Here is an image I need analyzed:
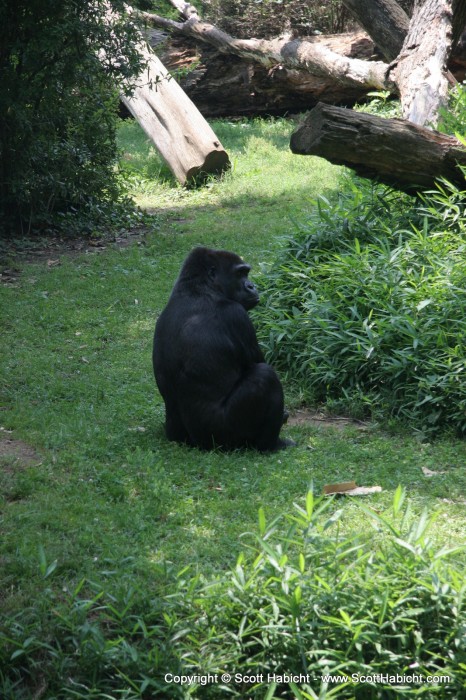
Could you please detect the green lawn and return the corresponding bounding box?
[1,117,465,698]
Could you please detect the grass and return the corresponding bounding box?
[118,116,341,219]
[1,117,465,698]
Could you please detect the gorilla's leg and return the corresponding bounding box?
[222,363,286,451]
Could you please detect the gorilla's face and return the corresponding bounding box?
[219,261,260,310]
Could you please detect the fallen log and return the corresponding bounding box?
[139,5,392,93]
[139,0,466,127]
[290,102,466,192]
[154,29,466,119]
[158,33,379,118]
[121,46,229,184]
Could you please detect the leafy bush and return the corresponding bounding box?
[0,1,145,236]
[169,489,466,698]
[2,491,464,699]
[356,91,402,120]
[255,175,466,435]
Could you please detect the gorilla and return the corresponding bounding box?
[153,246,292,451]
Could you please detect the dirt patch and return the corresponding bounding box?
[288,408,370,431]
[0,432,42,470]
[0,226,151,286]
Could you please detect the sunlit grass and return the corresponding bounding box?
[118,117,341,210]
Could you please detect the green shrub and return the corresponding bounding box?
[169,489,466,698]
[0,1,145,236]
[255,175,466,436]
[2,491,464,699]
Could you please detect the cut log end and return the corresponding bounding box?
[185,149,231,185]
[122,48,230,186]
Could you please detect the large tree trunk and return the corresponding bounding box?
[138,4,393,92]
[342,0,410,60]
[121,45,229,184]
[290,102,466,192]
[156,28,466,118]
[390,0,459,124]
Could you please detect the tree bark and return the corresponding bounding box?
[139,0,466,127]
[451,0,466,46]
[390,0,457,125]
[121,46,229,184]
[342,0,410,60]
[290,102,466,192]
[158,32,380,118]
[138,6,393,92]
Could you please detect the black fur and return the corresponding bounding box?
[153,247,290,451]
